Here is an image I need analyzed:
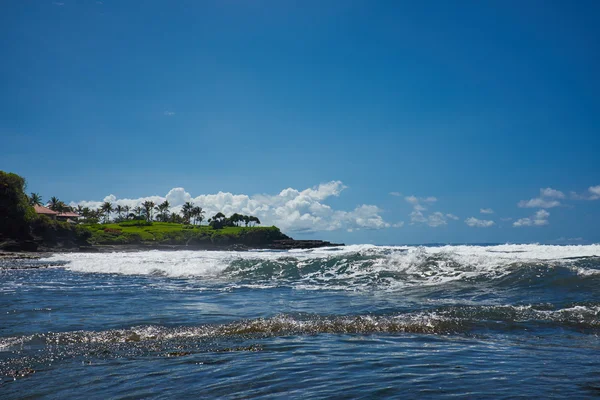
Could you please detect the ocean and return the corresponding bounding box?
[1,244,600,398]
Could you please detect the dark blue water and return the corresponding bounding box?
[1,245,600,398]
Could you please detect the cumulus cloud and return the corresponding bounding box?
[405,195,454,227]
[480,208,494,214]
[540,188,565,199]
[518,198,561,208]
[70,181,394,233]
[518,188,564,208]
[389,192,402,197]
[571,185,600,200]
[513,210,550,227]
[465,217,495,228]
[409,210,449,227]
[405,196,437,206]
[164,111,175,116]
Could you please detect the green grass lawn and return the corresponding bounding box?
[82,222,285,246]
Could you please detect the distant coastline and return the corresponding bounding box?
[0,171,343,254]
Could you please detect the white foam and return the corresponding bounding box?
[41,244,600,290]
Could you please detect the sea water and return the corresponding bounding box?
[1,245,600,398]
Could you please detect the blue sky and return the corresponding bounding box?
[1,1,599,244]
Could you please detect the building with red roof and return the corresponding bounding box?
[33,205,81,222]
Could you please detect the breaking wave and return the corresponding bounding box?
[40,244,600,291]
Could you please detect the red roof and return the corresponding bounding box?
[57,211,81,218]
[34,205,58,215]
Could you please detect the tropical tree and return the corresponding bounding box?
[48,196,61,211]
[229,213,243,226]
[100,201,113,223]
[29,193,43,206]
[115,205,125,220]
[168,211,184,224]
[250,216,261,226]
[80,207,91,219]
[133,206,143,219]
[155,200,170,222]
[123,205,131,220]
[208,212,227,229]
[182,202,194,224]
[192,206,205,225]
[142,201,155,222]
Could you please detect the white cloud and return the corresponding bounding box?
[465,217,495,228]
[405,196,436,206]
[405,195,452,227]
[70,181,392,233]
[518,198,561,208]
[165,187,192,206]
[518,188,564,208]
[164,111,175,116]
[513,210,550,227]
[389,192,402,197]
[410,210,448,227]
[573,185,600,200]
[480,208,494,214]
[427,212,448,227]
[540,188,565,199]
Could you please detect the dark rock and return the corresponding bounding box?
[268,239,344,250]
[0,240,38,252]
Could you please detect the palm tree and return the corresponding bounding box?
[123,205,131,218]
[81,207,91,220]
[29,193,43,206]
[100,201,113,224]
[133,206,143,219]
[169,211,184,224]
[142,201,155,222]
[155,200,170,222]
[192,206,205,225]
[48,196,61,211]
[182,202,194,224]
[115,205,125,220]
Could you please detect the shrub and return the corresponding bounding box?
[119,220,153,227]
[0,171,36,239]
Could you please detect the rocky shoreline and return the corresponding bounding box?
[0,238,344,259]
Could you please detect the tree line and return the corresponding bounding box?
[28,193,261,228]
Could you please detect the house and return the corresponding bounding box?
[34,205,58,220]
[34,205,81,223]
[56,211,81,223]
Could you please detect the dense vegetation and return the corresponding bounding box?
[0,171,36,240]
[1,170,285,250]
[0,171,91,250]
[84,222,286,247]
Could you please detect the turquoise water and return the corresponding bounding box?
[1,245,600,398]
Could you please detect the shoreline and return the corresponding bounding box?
[0,238,345,260]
